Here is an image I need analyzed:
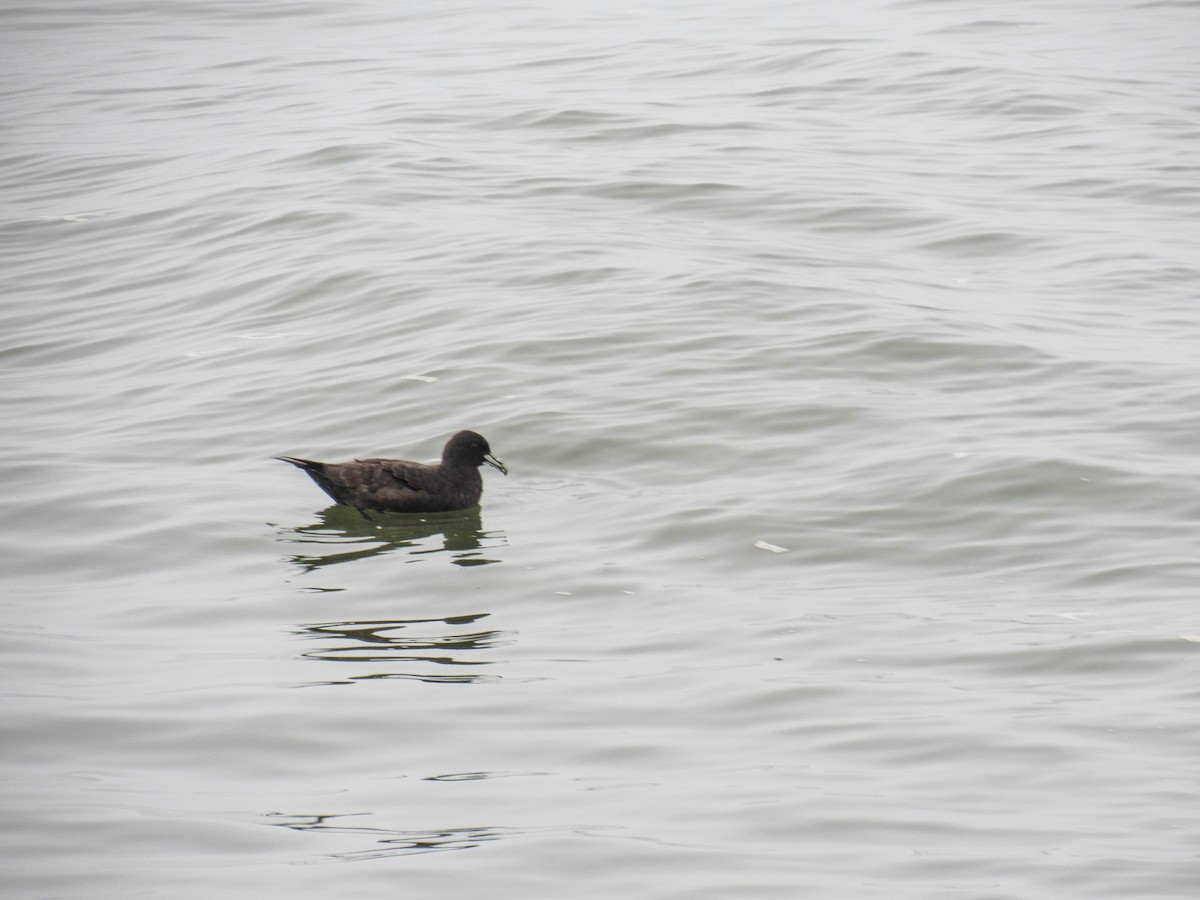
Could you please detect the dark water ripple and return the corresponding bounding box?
[4,0,1200,897]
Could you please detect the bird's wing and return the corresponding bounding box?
[360,459,432,494]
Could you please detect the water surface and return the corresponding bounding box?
[4,1,1200,897]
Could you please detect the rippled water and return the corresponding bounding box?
[4,0,1200,897]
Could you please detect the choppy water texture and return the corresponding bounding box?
[4,0,1200,897]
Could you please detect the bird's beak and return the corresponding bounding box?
[484,453,507,476]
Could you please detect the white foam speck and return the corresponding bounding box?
[42,212,107,223]
[754,540,788,554]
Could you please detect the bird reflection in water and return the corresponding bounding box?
[297,614,510,686]
[278,504,503,570]
[265,812,544,860]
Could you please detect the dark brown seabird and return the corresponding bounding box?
[275,430,506,515]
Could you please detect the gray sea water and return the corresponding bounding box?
[4,0,1200,897]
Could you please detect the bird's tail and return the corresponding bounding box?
[274,456,322,472]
